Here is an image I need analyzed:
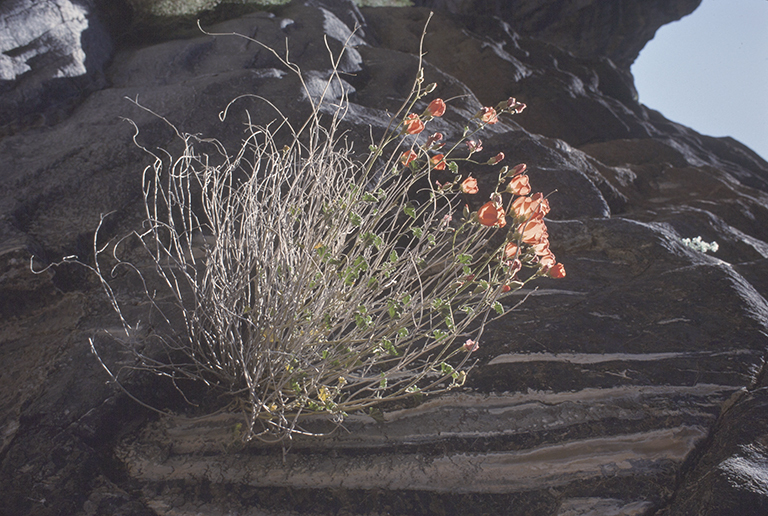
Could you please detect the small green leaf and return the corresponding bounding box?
[387,299,401,319]
[403,202,416,219]
[448,161,459,174]
[349,212,362,227]
[411,227,423,238]
[493,301,504,315]
[381,338,399,356]
[379,373,388,390]
[389,250,399,263]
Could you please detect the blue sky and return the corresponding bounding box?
[631,0,768,161]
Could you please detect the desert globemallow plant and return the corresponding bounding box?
[37,25,565,442]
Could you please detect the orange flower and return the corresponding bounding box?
[427,98,446,117]
[504,242,519,258]
[539,250,556,269]
[532,240,550,257]
[426,132,443,148]
[506,97,526,114]
[548,263,566,278]
[518,216,547,244]
[400,149,418,166]
[479,107,498,124]
[488,152,504,165]
[460,176,479,194]
[511,192,550,220]
[430,154,446,170]
[466,139,483,153]
[477,201,506,227]
[506,174,531,195]
[509,163,527,176]
[404,113,424,135]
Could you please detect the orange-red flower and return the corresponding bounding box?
[518,216,547,244]
[426,132,443,148]
[504,242,519,258]
[460,176,478,194]
[466,139,483,153]
[427,98,446,117]
[511,192,550,220]
[400,149,418,166]
[506,97,526,114]
[506,174,531,195]
[404,113,424,135]
[479,107,498,125]
[532,240,550,257]
[477,201,506,227]
[488,152,504,165]
[548,263,566,278]
[430,154,446,170]
[539,250,556,269]
[510,163,527,176]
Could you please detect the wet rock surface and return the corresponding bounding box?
[1,0,768,514]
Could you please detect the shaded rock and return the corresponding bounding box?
[411,0,702,68]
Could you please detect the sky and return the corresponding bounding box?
[631,0,768,161]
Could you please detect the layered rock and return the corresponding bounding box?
[1,1,768,515]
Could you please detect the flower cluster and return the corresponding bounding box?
[394,93,566,289]
[681,236,719,254]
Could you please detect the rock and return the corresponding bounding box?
[411,0,702,68]
[0,0,113,132]
[2,0,768,514]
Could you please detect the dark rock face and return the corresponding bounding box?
[412,0,703,68]
[1,0,768,515]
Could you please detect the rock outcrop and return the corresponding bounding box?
[2,1,767,515]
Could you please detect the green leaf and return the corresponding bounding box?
[362,231,383,248]
[440,362,454,376]
[389,250,399,263]
[387,299,401,319]
[379,373,388,389]
[411,227,423,238]
[349,212,362,227]
[381,338,399,356]
[457,253,473,264]
[493,301,504,315]
[448,161,459,174]
[403,202,416,219]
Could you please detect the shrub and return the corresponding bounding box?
[36,21,565,442]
